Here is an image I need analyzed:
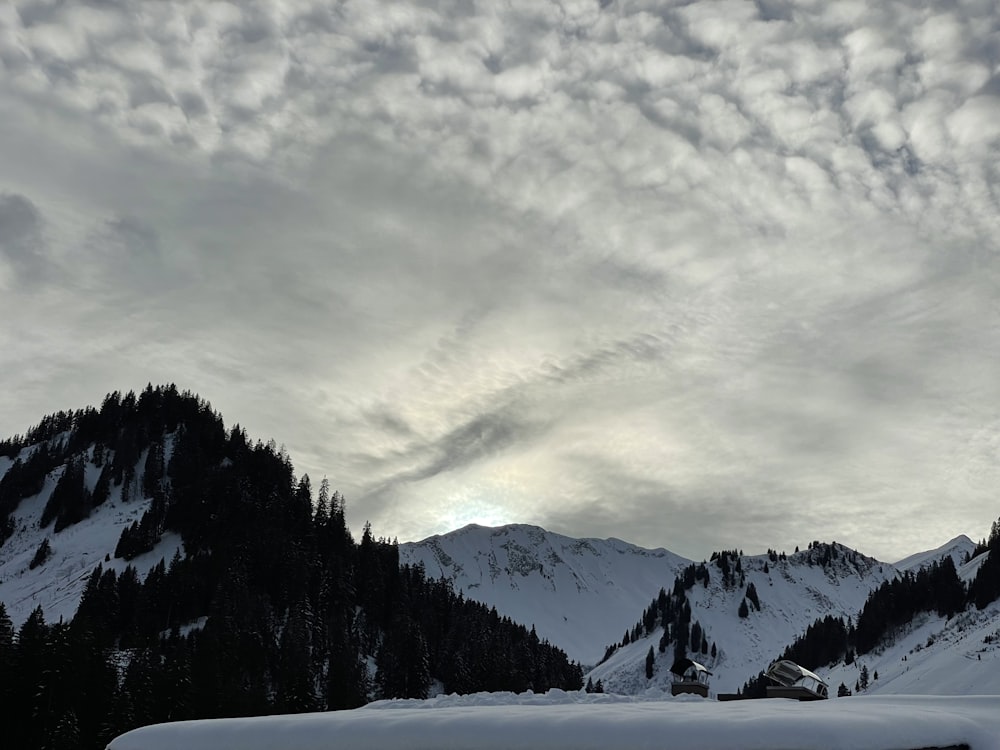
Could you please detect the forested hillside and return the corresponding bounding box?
[0,386,581,750]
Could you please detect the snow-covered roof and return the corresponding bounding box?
[670,658,712,678]
[766,660,826,688]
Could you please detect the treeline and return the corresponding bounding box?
[968,519,1000,609]
[1,385,209,546]
[739,543,1000,697]
[0,386,582,750]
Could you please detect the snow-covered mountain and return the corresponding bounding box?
[893,534,977,573]
[399,524,689,665]
[825,549,1000,696]
[585,544,897,694]
[0,441,183,626]
[400,526,997,693]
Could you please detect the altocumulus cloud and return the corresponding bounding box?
[1,0,999,560]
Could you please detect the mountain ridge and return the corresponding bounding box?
[400,523,691,665]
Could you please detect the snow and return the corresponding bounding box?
[587,547,896,694]
[400,523,690,665]
[0,444,183,626]
[825,600,1000,697]
[403,528,1000,695]
[894,535,977,573]
[107,690,1000,750]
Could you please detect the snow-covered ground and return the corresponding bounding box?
[826,597,1000,697]
[400,523,689,665]
[0,443,182,625]
[107,689,1000,750]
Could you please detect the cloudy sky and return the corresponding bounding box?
[2,0,999,562]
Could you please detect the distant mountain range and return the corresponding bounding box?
[401,523,991,694]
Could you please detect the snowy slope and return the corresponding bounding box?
[108,690,1000,750]
[894,535,977,573]
[587,545,896,694]
[0,442,183,626]
[824,550,1000,697]
[399,524,690,665]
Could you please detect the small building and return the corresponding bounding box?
[764,659,829,700]
[670,657,712,698]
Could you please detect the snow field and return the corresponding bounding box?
[108,690,1000,750]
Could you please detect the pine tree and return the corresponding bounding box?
[645,646,655,679]
[0,602,14,709]
[30,538,53,569]
[738,598,749,618]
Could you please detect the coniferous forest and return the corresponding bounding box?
[0,386,583,749]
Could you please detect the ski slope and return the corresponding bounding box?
[107,689,1000,750]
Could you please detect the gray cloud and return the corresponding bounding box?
[1,0,999,561]
[0,192,46,284]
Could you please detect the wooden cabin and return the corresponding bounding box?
[670,657,712,698]
[764,659,829,700]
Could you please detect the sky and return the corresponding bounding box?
[1,0,999,563]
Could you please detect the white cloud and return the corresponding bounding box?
[0,0,998,561]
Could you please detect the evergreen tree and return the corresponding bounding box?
[690,620,702,653]
[0,602,14,710]
[30,537,53,569]
[645,645,655,679]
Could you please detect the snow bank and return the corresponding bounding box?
[108,690,1000,750]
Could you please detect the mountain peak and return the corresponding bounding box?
[400,524,690,665]
[893,535,978,573]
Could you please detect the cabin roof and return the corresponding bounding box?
[766,659,826,688]
[670,658,712,678]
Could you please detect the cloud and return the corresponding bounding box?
[0,192,46,285]
[0,0,999,561]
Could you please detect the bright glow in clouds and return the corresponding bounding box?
[1,0,999,561]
